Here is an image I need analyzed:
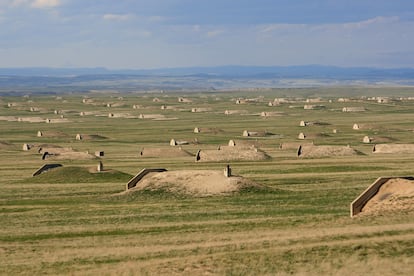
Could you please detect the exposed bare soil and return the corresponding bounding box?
[126,170,261,196]
[197,147,269,162]
[139,147,193,158]
[37,131,69,138]
[0,141,15,150]
[35,145,97,160]
[362,178,414,215]
[298,145,359,158]
[373,143,414,154]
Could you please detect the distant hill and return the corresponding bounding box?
[1,65,414,78]
[1,65,414,93]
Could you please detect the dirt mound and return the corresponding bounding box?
[139,147,193,158]
[352,123,374,130]
[135,113,178,120]
[372,144,414,154]
[224,110,248,115]
[260,111,284,117]
[279,141,314,150]
[362,178,414,214]
[178,97,192,103]
[196,147,269,162]
[106,102,126,108]
[312,121,331,126]
[107,113,136,118]
[44,151,96,160]
[18,117,45,123]
[225,139,262,149]
[298,145,359,158]
[79,134,108,140]
[37,131,69,138]
[47,118,70,123]
[31,166,132,183]
[297,133,331,140]
[0,116,18,122]
[191,107,212,113]
[0,141,15,150]
[242,130,274,137]
[37,146,96,160]
[82,99,103,106]
[370,136,397,143]
[125,170,262,196]
[30,144,62,152]
[193,127,224,134]
[81,111,100,116]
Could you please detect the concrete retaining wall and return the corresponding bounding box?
[126,168,167,190]
[350,176,413,217]
[32,164,62,176]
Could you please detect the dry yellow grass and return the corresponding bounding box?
[1,88,414,275]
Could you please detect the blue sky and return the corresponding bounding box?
[0,0,413,69]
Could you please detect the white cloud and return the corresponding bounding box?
[10,0,31,7]
[308,16,401,33]
[31,0,60,9]
[206,29,224,38]
[2,0,61,9]
[0,7,412,69]
[342,16,400,30]
[192,25,201,32]
[259,23,307,33]
[258,16,401,35]
[103,14,132,21]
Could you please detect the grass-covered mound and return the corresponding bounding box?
[30,166,132,184]
[121,170,266,197]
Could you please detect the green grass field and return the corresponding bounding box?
[1,87,414,275]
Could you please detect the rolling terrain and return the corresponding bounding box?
[0,87,413,275]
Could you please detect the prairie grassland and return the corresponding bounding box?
[0,87,414,275]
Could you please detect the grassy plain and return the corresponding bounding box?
[0,87,414,275]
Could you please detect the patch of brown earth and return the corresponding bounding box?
[0,116,18,122]
[36,146,96,160]
[197,147,269,162]
[138,114,168,120]
[225,140,262,148]
[370,136,397,143]
[126,170,261,196]
[224,110,248,115]
[79,134,108,140]
[298,145,359,158]
[372,144,414,154]
[139,147,193,158]
[37,131,69,138]
[18,117,45,123]
[47,118,71,123]
[362,178,414,215]
[0,141,15,150]
[194,128,224,134]
[279,141,314,150]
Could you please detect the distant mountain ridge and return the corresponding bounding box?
[1,65,414,93]
[1,65,414,78]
